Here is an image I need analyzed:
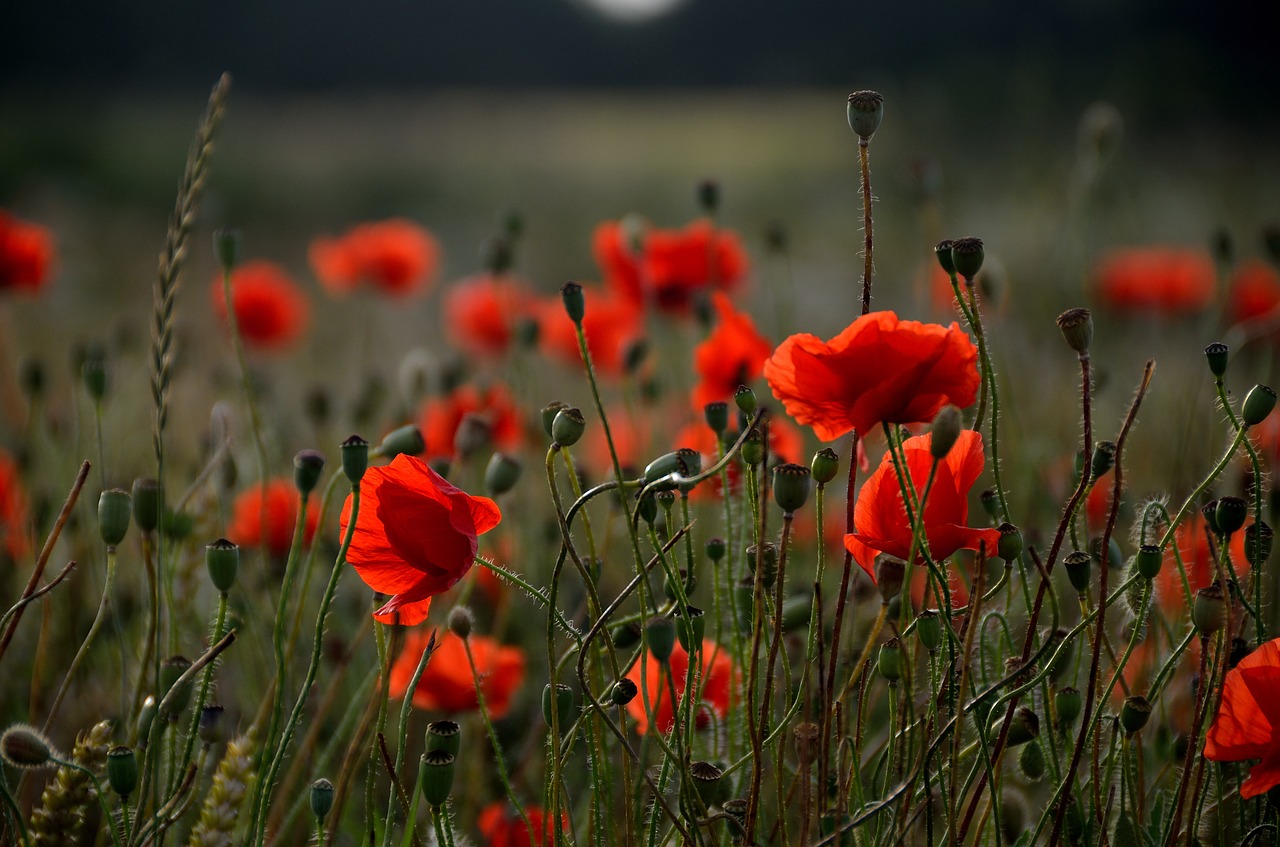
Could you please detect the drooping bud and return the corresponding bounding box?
[1019,740,1046,782]
[1120,695,1152,735]
[929,405,962,460]
[1002,707,1041,747]
[293,449,326,496]
[645,618,676,664]
[98,488,132,548]
[484,453,522,496]
[773,463,811,514]
[1205,342,1229,379]
[610,679,638,707]
[846,90,885,142]
[552,408,586,447]
[1055,308,1094,356]
[1243,385,1278,427]
[341,435,369,484]
[107,746,139,796]
[811,447,840,484]
[0,724,55,769]
[950,237,985,281]
[206,538,239,593]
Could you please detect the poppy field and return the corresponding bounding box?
[3,75,1280,847]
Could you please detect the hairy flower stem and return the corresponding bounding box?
[44,547,118,730]
[859,139,874,315]
[821,432,861,809]
[1165,637,1215,846]
[464,638,534,839]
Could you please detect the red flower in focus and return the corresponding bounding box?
[389,629,524,717]
[309,219,440,297]
[594,219,749,315]
[341,454,501,625]
[844,430,1000,583]
[1093,248,1215,314]
[1155,512,1250,612]
[0,211,55,294]
[0,451,29,560]
[419,384,523,461]
[692,292,771,410]
[1205,638,1280,798]
[478,802,568,847]
[1227,260,1280,325]
[625,639,738,735]
[227,479,321,560]
[764,311,980,443]
[539,284,643,376]
[444,274,536,357]
[211,261,310,350]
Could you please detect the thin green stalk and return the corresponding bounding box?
[44,547,119,730]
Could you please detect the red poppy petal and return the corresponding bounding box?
[373,594,433,626]
[842,534,882,582]
[1242,754,1280,799]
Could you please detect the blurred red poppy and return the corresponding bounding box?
[389,629,524,717]
[309,218,440,297]
[478,802,568,847]
[625,638,738,735]
[340,453,501,625]
[444,273,536,357]
[583,406,648,477]
[0,211,55,294]
[0,451,29,561]
[692,292,771,410]
[227,479,320,560]
[595,218,749,315]
[1205,638,1280,798]
[764,311,980,443]
[539,283,643,376]
[1155,512,1249,613]
[211,260,310,350]
[1093,248,1215,314]
[1227,260,1280,325]
[593,219,645,307]
[419,384,523,461]
[844,430,1000,583]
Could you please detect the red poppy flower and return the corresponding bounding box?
[692,292,771,410]
[478,802,568,847]
[0,451,29,561]
[595,218,749,315]
[0,211,55,294]
[1205,637,1280,798]
[1155,513,1250,613]
[1093,248,1215,314]
[1086,470,1119,528]
[419,384,523,461]
[389,629,524,717]
[764,311,980,443]
[625,638,738,735]
[227,479,321,560]
[309,219,440,297]
[844,430,1000,583]
[444,273,536,357]
[539,283,643,376]
[1227,260,1280,325]
[340,453,501,625]
[593,220,645,306]
[211,261,310,350]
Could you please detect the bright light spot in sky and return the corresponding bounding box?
[574,0,689,24]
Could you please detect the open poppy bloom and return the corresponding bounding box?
[389,629,524,717]
[538,283,643,376]
[211,261,310,350]
[0,211,55,294]
[1092,247,1215,314]
[227,479,321,559]
[478,801,568,847]
[594,218,749,315]
[844,430,1000,583]
[341,454,500,625]
[692,292,772,409]
[764,311,980,442]
[625,639,738,735]
[419,383,524,461]
[309,218,440,297]
[444,273,536,357]
[1205,638,1280,798]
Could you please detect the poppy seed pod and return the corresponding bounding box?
[1064,551,1092,595]
[878,638,902,683]
[704,401,729,435]
[1243,384,1278,427]
[645,618,676,664]
[561,281,585,324]
[1246,521,1273,568]
[811,447,840,484]
[376,424,425,460]
[874,554,905,602]
[552,407,586,447]
[741,428,765,466]
[1055,308,1094,356]
[1216,496,1248,537]
[1055,687,1083,729]
[426,720,461,757]
[420,750,456,807]
[734,385,757,416]
[293,449,326,496]
[131,477,162,534]
[1135,544,1162,579]
[705,537,726,563]
[1201,500,1222,536]
[674,606,706,651]
[214,227,241,272]
[107,746,138,796]
[997,523,1023,563]
[934,239,957,276]
[950,237,985,281]
[541,401,569,439]
[773,463,811,514]
[611,678,638,706]
[484,453,522,496]
[1193,584,1227,636]
[1120,695,1152,735]
[341,434,369,485]
[310,778,335,821]
[205,538,239,594]
[1205,342,1229,379]
[916,611,943,653]
[542,683,576,731]
[98,488,132,548]
[690,760,725,807]
[1090,441,1116,480]
[198,705,226,745]
[846,90,884,141]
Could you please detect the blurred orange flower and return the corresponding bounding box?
[539,283,643,376]
[419,384,523,461]
[309,218,440,297]
[389,629,525,718]
[1093,247,1215,314]
[692,292,771,410]
[227,479,320,559]
[478,802,568,847]
[1155,512,1249,613]
[1205,638,1280,798]
[0,211,55,294]
[595,218,749,316]
[211,260,310,350]
[444,273,536,357]
[625,638,737,734]
[1227,260,1280,325]
[0,451,29,561]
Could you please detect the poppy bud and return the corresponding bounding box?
[705,537,726,563]
[1205,342,1229,379]
[734,385,757,416]
[697,179,720,216]
[484,453,522,496]
[997,523,1023,563]
[690,760,725,807]
[0,724,55,769]
[1119,695,1152,735]
[934,239,956,276]
[448,606,473,640]
[107,746,138,796]
[916,611,943,653]
[1064,550,1091,595]
[98,489,132,548]
[1055,308,1093,356]
[878,638,902,683]
[950,237,984,281]
[293,449,326,496]
[1019,740,1046,782]
[1090,441,1116,480]
[1055,687,1083,729]
[610,678,638,707]
[1135,544,1162,579]
[846,90,884,142]
[543,683,575,731]
[1243,384,1278,427]
[132,477,163,534]
[341,435,369,485]
[310,778,335,821]
[811,447,840,484]
[674,606,705,651]
[1192,584,1226,636]
[82,350,108,402]
[552,407,586,448]
[635,491,658,525]
[137,697,157,747]
[1216,496,1248,537]
[561,281,585,324]
[426,720,461,757]
[214,227,241,272]
[980,488,1000,521]
[1246,521,1273,567]
[453,414,491,461]
[747,542,778,589]
[929,405,962,459]
[159,656,193,718]
[874,554,905,602]
[514,315,539,348]
[773,463,811,514]
[646,618,676,664]
[1002,707,1040,747]
[199,705,225,745]
[206,538,239,593]
[420,750,456,807]
[741,428,765,466]
[376,424,425,460]
[1063,798,1085,844]
[541,401,569,439]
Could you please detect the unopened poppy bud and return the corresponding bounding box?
[214,227,241,272]
[705,537,726,563]
[1244,384,1278,426]
[934,239,956,276]
[773,463,811,514]
[199,705,225,745]
[1064,551,1091,595]
[916,611,943,653]
[1019,740,1046,782]
[98,489,132,548]
[1246,521,1273,567]
[376,424,425,459]
[782,592,812,632]
[542,683,575,731]
[293,449,326,496]
[453,414,491,460]
[997,523,1023,563]
[741,428,765,466]
[1193,584,1226,636]
[704,402,729,435]
[137,697,156,746]
[1055,308,1093,356]
[82,351,108,402]
[1135,544,1162,579]
[1120,695,1152,735]
[426,720,460,756]
[427,457,450,478]
[561,281,585,324]
[811,447,840,484]
[484,453,522,496]
[644,451,683,488]
[107,746,138,796]
[447,606,473,640]
[1055,687,1083,729]
[1002,707,1040,747]
[420,750,456,807]
[206,538,239,593]
[310,778,335,821]
[341,435,369,484]
[646,618,676,664]
[674,606,706,651]
[610,678,638,706]
[878,638,902,683]
[1216,496,1248,536]
[552,407,585,447]
[541,401,569,439]
[734,385,757,416]
[697,179,720,216]
[1090,441,1116,480]
[846,90,884,141]
[690,760,725,807]
[747,542,778,589]
[930,405,962,459]
[610,622,642,651]
[0,724,55,769]
[980,489,1000,520]
[1205,342,1229,378]
[874,554,905,602]
[950,237,985,281]
[131,477,162,534]
[636,491,658,525]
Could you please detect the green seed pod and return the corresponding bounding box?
[930,405,962,459]
[309,778,335,821]
[1120,695,1152,735]
[1002,707,1040,747]
[1090,441,1116,480]
[1064,551,1092,595]
[426,720,461,757]
[159,656,194,718]
[878,638,902,684]
[214,227,241,271]
[674,606,706,651]
[1246,521,1273,567]
[541,401,569,439]
[98,488,132,548]
[1193,584,1227,636]
[811,447,840,484]
[1243,384,1278,427]
[997,523,1023,564]
[874,554,905,602]
[747,542,777,589]
[644,452,685,489]
[341,434,369,485]
[611,622,642,650]
[916,611,943,653]
[734,385,757,416]
[1063,797,1085,845]
[293,449,326,496]
[1018,740,1046,782]
[1135,544,1162,580]
[934,239,957,276]
[705,537,726,563]
[561,281,585,324]
[1055,687,1083,729]
[542,683,575,731]
[1205,342,1229,379]
[846,90,884,141]
[131,477,162,534]
[0,724,55,769]
[551,408,586,448]
[773,463,811,514]
[420,750,456,807]
[1216,496,1248,537]
[107,746,138,796]
[1201,499,1222,536]
[646,618,677,664]
[704,402,729,435]
[199,705,226,745]
[484,453,523,496]
[206,538,239,594]
[1055,308,1094,356]
[610,679,638,707]
[690,760,725,807]
[950,237,985,280]
[635,491,658,525]
[448,606,473,640]
[377,424,425,459]
[741,428,764,466]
